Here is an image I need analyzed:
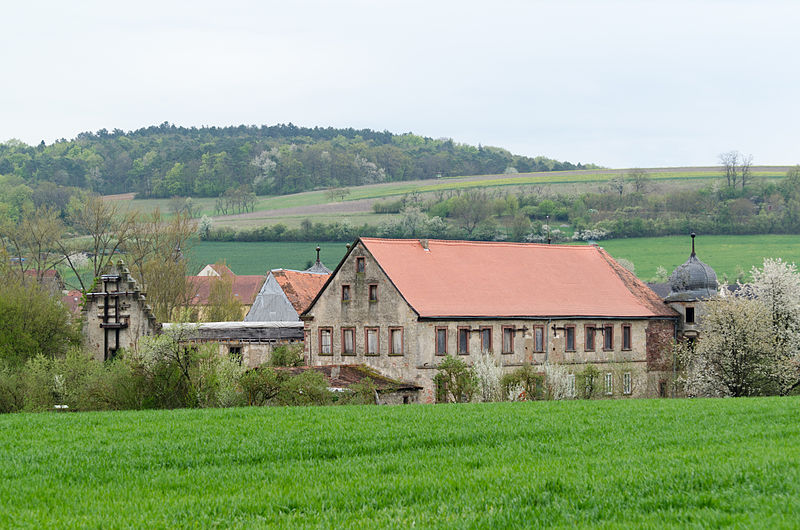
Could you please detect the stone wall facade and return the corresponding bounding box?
[303,240,678,403]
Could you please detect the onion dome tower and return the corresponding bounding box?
[664,233,718,336]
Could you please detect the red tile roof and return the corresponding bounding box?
[188,275,264,306]
[273,269,330,313]
[208,263,234,277]
[359,238,677,319]
[61,289,83,314]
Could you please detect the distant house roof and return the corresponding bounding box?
[332,238,677,319]
[24,269,60,279]
[274,364,422,392]
[273,269,330,314]
[162,321,304,341]
[197,263,235,277]
[61,289,83,314]
[188,275,264,306]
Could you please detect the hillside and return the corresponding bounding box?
[0,123,597,198]
[1,397,798,527]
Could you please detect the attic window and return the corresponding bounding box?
[368,284,378,302]
[356,257,366,273]
[341,285,351,302]
[685,306,695,324]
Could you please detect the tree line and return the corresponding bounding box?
[0,123,596,199]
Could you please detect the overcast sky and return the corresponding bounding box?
[2,1,798,168]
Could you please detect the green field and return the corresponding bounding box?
[189,235,800,281]
[187,241,349,274]
[600,234,800,281]
[2,397,799,527]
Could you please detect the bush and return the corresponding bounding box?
[434,356,477,403]
[577,365,600,399]
[274,370,334,406]
[240,367,282,406]
[269,344,304,367]
[501,365,544,401]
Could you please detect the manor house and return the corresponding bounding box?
[301,238,681,403]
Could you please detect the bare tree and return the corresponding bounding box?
[0,206,64,283]
[56,196,137,292]
[609,175,625,198]
[740,153,753,189]
[628,168,651,193]
[719,150,741,188]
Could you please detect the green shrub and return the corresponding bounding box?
[339,377,378,405]
[268,344,304,367]
[501,365,545,401]
[275,370,334,406]
[240,367,282,406]
[434,355,478,403]
[577,365,601,399]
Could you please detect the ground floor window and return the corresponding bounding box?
[567,374,576,398]
[229,346,242,366]
[365,327,379,355]
[342,327,355,355]
[623,372,632,395]
[605,372,613,395]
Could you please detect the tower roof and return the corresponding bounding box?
[665,233,718,302]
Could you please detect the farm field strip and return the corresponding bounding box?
[1,397,798,527]
[189,235,800,280]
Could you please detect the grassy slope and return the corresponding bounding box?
[1,397,798,527]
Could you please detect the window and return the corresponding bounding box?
[622,325,632,350]
[458,327,470,355]
[534,326,544,352]
[480,327,492,353]
[319,328,332,355]
[565,326,576,351]
[355,256,366,273]
[435,327,448,355]
[584,325,595,351]
[341,284,351,302]
[605,372,613,395]
[567,374,576,398]
[603,325,614,351]
[368,284,378,302]
[623,372,632,395]
[389,327,403,355]
[685,306,695,324]
[365,327,379,355]
[502,326,514,354]
[342,327,355,355]
[229,346,242,366]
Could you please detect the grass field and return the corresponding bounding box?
[189,235,800,280]
[187,241,349,274]
[1,397,798,527]
[599,234,800,281]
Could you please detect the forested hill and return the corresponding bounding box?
[0,123,598,198]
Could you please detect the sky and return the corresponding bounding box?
[2,0,798,168]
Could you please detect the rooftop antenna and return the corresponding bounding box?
[690,232,696,257]
[546,215,551,245]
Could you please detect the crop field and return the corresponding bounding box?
[1,397,798,527]
[108,166,791,225]
[187,241,348,274]
[599,234,800,281]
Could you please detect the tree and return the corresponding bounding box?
[740,153,753,189]
[720,150,740,188]
[57,195,137,292]
[609,175,625,198]
[204,263,243,322]
[0,274,79,368]
[741,258,800,394]
[628,168,650,193]
[450,190,492,237]
[682,297,776,397]
[0,205,64,284]
[122,209,197,322]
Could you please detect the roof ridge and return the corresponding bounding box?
[361,237,595,250]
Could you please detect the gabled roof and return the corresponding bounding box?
[272,269,330,313]
[197,263,235,277]
[355,238,676,319]
[188,275,264,306]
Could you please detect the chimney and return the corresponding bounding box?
[419,239,429,250]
